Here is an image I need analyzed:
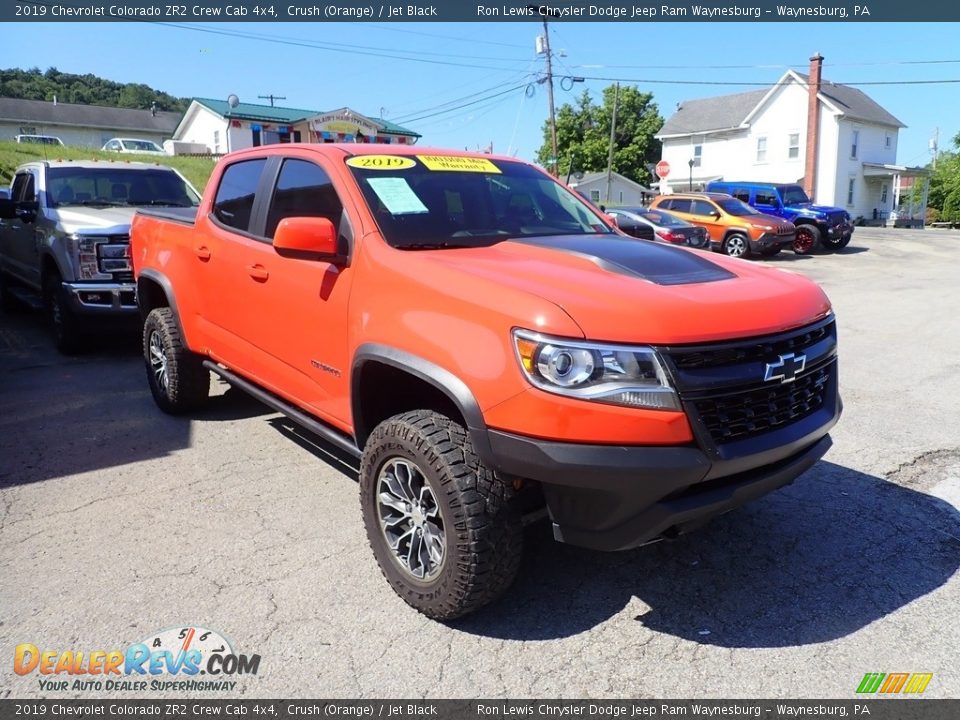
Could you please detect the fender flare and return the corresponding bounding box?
[136,268,183,328]
[351,343,496,467]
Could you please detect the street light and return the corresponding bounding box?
[688,158,695,191]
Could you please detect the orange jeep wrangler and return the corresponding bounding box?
[131,145,841,619]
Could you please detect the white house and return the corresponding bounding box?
[656,55,929,224]
[0,97,180,148]
[173,98,420,155]
[569,171,652,207]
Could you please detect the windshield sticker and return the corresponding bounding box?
[367,177,429,215]
[345,155,416,171]
[417,155,501,174]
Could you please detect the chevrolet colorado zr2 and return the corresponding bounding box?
[131,146,841,619]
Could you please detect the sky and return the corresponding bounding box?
[4,21,959,176]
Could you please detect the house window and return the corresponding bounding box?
[788,133,800,159]
[756,137,767,163]
[881,183,889,205]
[589,190,600,202]
[885,133,892,149]
[847,178,856,206]
[213,130,221,153]
[851,130,859,159]
[693,144,702,168]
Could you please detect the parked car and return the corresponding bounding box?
[706,181,853,252]
[132,145,840,620]
[15,134,64,146]
[650,192,796,258]
[102,138,165,155]
[0,160,200,352]
[605,209,655,241]
[608,207,709,249]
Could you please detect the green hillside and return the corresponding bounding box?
[0,68,188,112]
[0,140,216,193]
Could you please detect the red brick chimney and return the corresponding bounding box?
[804,53,824,200]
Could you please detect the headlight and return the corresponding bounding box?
[752,224,774,231]
[512,329,680,410]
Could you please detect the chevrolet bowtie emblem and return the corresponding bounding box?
[764,352,806,384]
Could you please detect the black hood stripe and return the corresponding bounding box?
[510,235,736,286]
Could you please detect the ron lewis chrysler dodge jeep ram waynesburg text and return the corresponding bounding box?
[131,145,841,620]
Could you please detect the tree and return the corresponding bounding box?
[536,85,664,186]
[912,130,960,222]
[0,67,189,112]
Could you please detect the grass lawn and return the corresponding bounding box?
[0,141,217,193]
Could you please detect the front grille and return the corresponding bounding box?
[694,363,833,444]
[671,320,834,370]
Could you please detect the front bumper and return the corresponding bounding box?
[63,282,138,316]
[752,231,795,252]
[490,430,833,551]
[827,222,854,238]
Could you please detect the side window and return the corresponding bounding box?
[690,200,716,216]
[11,173,35,203]
[755,190,779,206]
[265,158,343,240]
[732,189,751,203]
[212,159,267,233]
[668,198,692,213]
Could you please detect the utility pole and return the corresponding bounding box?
[541,18,558,175]
[931,127,939,170]
[605,82,620,205]
[258,94,287,107]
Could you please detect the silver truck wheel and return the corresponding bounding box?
[360,410,523,620]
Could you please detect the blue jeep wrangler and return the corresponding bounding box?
[706,181,853,253]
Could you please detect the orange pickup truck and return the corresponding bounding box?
[131,145,841,619]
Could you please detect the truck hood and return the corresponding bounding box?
[787,202,845,215]
[416,234,831,344]
[53,206,137,235]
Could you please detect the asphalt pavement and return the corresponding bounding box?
[1,228,958,699]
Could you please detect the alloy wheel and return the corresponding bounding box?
[376,458,445,581]
[148,330,169,392]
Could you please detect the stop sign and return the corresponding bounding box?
[655,160,671,179]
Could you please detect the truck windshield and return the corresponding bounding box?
[780,186,811,205]
[47,167,200,208]
[347,156,613,249]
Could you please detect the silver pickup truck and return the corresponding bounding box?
[0,160,199,352]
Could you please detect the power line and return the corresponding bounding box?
[398,83,530,125]
[390,72,537,123]
[154,22,532,72]
[365,23,528,50]
[574,74,960,87]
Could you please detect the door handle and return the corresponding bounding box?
[247,264,269,282]
[195,246,211,261]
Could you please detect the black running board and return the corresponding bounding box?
[203,360,361,459]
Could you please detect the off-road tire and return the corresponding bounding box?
[722,232,750,258]
[43,271,83,354]
[360,410,523,620]
[793,224,821,254]
[143,307,209,414]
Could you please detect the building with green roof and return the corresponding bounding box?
[171,98,420,154]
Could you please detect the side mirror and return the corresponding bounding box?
[16,201,39,223]
[709,210,721,219]
[0,199,16,220]
[273,216,338,258]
